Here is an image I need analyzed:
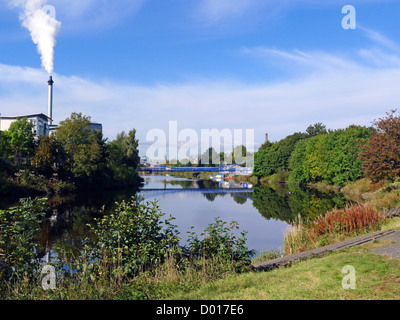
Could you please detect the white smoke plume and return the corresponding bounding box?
[11,0,62,75]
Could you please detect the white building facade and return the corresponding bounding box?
[0,114,51,137]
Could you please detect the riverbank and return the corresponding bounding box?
[169,220,400,300]
[0,173,144,199]
[2,174,399,300]
[164,180,400,300]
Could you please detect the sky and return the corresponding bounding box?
[0,0,400,158]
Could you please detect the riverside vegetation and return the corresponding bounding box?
[0,112,142,197]
[0,196,252,299]
[1,110,400,299]
[252,110,400,256]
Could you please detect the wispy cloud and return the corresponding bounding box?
[358,25,400,52]
[242,25,400,71]
[242,47,361,72]
[1,54,399,153]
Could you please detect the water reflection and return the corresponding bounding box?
[1,175,351,254]
[252,184,348,223]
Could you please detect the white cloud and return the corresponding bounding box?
[1,24,399,154]
[242,47,361,72]
[1,47,399,156]
[358,25,400,52]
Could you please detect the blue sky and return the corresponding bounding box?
[0,0,400,157]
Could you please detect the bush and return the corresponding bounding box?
[184,217,253,273]
[87,195,181,278]
[284,204,384,254]
[0,198,48,282]
[311,204,384,237]
[1,197,253,299]
[361,110,400,182]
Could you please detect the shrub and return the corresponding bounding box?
[311,204,384,237]
[0,198,48,282]
[361,110,400,182]
[184,217,253,273]
[87,195,181,278]
[283,204,385,254]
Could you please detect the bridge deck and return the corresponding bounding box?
[140,167,253,173]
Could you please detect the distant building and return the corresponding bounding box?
[0,113,103,137]
[89,122,103,132]
[49,122,103,135]
[0,113,51,137]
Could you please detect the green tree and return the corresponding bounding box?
[7,117,34,168]
[0,131,10,190]
[31,136,67,178]
[111,130,140,168]
[306,123,327,137]
[55,113,107,184]
[254,132,308,177]
[289,125,373,186]
[226,145,250,165]
[0,198,48,280]
[199,147,219,167]
[107,129,141,186]
[0,130,10,158]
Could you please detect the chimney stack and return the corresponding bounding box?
[48,76,54,126]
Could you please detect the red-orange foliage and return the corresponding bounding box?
[361,110,400,182]
[310,204,384,237]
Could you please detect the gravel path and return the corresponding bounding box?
[371,230,400,259]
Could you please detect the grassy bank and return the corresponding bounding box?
[9,217,397,300]
[2,176,400,300]
[168,231,400,300]
[163,179,400,300]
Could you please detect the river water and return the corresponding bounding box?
[2,175,350,256]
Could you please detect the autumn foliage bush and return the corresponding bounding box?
[361,110,400,182]
[311,204,384,237]
[284,204,385,254]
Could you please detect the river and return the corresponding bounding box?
[2,175,350,257]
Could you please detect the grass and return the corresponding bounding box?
[1,254,247,300]
[163,181,400,300]
[163,216,400,300]
[341,178,384,201]
[3,177,400,300]
[167,238,400,300]
[251,250,281,264]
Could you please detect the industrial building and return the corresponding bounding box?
[0,113,52,137]
[0,76,102,137]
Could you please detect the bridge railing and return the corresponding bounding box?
[139,158,254,173]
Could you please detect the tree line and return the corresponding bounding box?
[0,112,142,195]
[254,110,400,187]
[163,145,252,167]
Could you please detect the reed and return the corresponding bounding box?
[284,204,385,255]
